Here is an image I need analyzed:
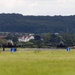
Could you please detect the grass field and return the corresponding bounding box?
[0,48,75,75]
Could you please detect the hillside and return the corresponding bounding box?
[0,13,75,33]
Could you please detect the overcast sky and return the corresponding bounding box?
[0,0,75,16]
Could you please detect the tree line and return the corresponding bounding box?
[0,13,75,33]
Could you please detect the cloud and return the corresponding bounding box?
[0,0,75,15]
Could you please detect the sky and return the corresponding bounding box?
[0,0,75,16]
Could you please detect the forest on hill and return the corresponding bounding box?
[0,13,75,33]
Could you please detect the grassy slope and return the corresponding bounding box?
[0,49,75,75]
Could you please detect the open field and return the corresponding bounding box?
[0,48,75,75]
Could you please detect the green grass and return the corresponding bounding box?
[0,48,75,75]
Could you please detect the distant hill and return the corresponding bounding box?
[0,13,75,33]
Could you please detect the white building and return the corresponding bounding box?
[18,34,34,42]
[7,39,14,45]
